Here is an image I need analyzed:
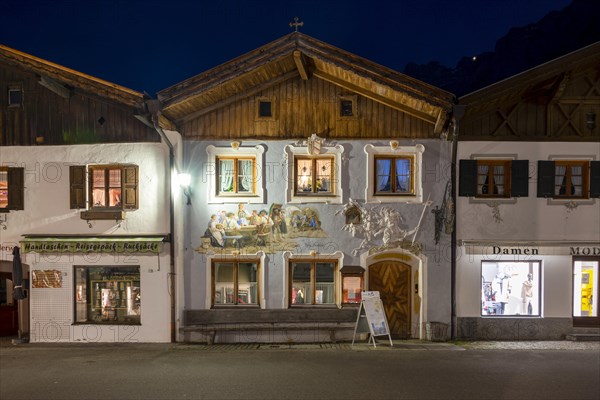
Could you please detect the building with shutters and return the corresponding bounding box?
[455,42,600,340]
[0,45,178,342]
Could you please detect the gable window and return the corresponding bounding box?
[537,160,599,200]
[69,164,138,211]
[459,159,529,199]
[217,157,255,195]
[258,101,272,118]
[374,156,413,195]
[212,259,260,307]
[206,145,265,204]
[0,167,24,211]
[74,265,141,325]
[365,144,424,203]
[289,259,338,306]
[8,85,23,108]
[338,95,357,118]
[295,156,334,195]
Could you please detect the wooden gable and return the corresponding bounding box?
[0,45,159,146]
[158,33,455,139]
[459,42,600,141]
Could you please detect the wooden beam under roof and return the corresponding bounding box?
[38,75,71,99]
[176,70,299,124]
[293,50,311,80]
[313,70,438,125]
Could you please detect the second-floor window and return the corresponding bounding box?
[217,157,255,195]
[0,167,24,211]
[70,164,138,210]
[374,156,414,195]
[537,160,600,200]
[295,156,334,195]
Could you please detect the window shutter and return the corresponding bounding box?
[7,167,24,210]
[122,165,139,210]
[537,161,555,198]
[590,161,600,198]
[511,160,529,197]
[69,166,86,209]
[458,160,477,196]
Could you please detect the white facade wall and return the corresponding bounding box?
[456,141,600,339]
[0,142,174,343]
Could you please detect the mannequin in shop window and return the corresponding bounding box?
[521,273,534,315]
[491,271,511,315]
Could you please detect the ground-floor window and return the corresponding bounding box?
[290,260,337,306]
[212,259,259,306]
[481,261,541,316]
[573,259,598,318]
[74,266,140,324]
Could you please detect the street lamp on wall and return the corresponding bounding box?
[178,173,192,205]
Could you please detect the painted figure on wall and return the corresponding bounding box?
[197,203,327,254]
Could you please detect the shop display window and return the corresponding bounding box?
[74,266,140,324]
[212,260,259,306]
[290,260,337,306]
[573,260,598,318]
[481,261,540,316]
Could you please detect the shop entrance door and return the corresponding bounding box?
[0,272,18,336]
[369,261,411,339]
[573,258,600,328]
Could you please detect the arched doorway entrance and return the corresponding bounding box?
[369,260,411,338]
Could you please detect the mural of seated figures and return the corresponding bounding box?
[196,203,328,254]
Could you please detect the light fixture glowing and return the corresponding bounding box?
[178,173,192,205]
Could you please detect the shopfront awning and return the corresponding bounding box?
[20,235,168,254]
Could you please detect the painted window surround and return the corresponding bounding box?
[205,144,266,204]
[284,144,344,204]
[364,144,424,204]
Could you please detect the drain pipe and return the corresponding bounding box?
[450,104,466,340]
[142,99,177,343]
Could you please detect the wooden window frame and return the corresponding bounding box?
[73,265,141,325]
[373,155,415,196]
[475,159,512,199]
[554,160,590,199]
[7,84,23,108]
[288,259,338,307]
[211,259,261,308]
[87,165,138,211]
[0,166,24,212]
[216,156,257,196]
[293,156,335,196]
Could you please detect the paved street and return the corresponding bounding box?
[1,340,599,400]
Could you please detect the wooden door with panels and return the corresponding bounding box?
[369,261,411,339]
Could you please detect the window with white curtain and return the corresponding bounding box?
[555,160,587,198]
[475,160,510,198]
[206,144,265,204]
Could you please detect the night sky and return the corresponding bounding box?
[2,0,573,96]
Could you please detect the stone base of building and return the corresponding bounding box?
[456,317,573,340]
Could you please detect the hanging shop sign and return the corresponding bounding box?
[20,236,165,254]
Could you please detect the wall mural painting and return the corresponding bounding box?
[196,203,327,254]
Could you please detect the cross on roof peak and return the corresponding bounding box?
[289,17,303,32]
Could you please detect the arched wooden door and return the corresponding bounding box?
[369,261,411,339]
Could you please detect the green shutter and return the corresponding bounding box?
[511,160,529,197]
[458,160,477,197]
[7,167,24,210]
[122,165,138,210]
[537,161,555,198]
[69,166,86,209]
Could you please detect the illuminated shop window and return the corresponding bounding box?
[481,261,541,317]
[74,266,140,325]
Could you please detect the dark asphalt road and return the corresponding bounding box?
[1,342,599,400]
